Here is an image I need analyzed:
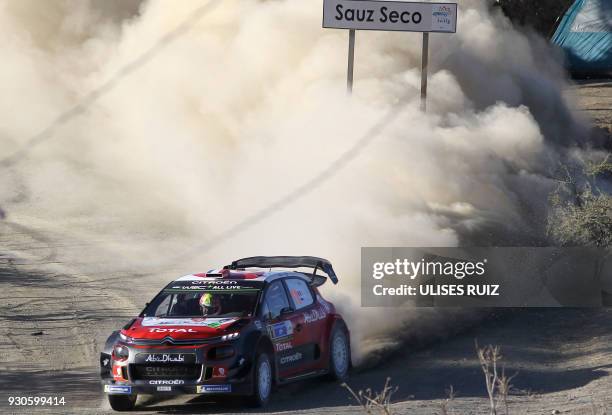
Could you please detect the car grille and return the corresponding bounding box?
[130,364,203,381]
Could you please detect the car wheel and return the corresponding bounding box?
[247,352,273,407]
[328,324,350,381]
[108,394,137,411]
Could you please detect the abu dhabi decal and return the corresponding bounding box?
[136,353,196,364]
[142,317,237,328]
[302,308,326,324]
[146,354,184,363]
[269,320,293,340]
[197,384,232,393]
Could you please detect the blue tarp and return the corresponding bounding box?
[552,0,612,75]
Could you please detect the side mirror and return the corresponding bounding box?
[280,307,293,316]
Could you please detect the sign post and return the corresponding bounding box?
[420,32,429,111]
[347,29,356,94]
[323,0,457,111]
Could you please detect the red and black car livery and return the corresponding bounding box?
[100,256,351,411]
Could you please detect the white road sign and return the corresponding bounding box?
[323,0,457,33]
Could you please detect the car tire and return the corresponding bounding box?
[246,352,273,407]
[108,394,137,411]
[327,324,350,381]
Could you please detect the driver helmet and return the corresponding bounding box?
[200,292,221,315]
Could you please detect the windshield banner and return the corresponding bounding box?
[141,317,238,327]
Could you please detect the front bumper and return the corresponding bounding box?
[100,343,254,396]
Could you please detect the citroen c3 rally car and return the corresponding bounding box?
[100,256,351,411]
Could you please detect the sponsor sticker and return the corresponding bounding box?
[212,367,227,378]
[269,321,293,340]
[142,317,237,327]
[149,380,185,385]
[166,280,260,292]
[302,308,326,324]
[148,328,197,333]
[136,353,196,364]
[104,385,132,394]
[290,288,307,305]
[197,384,232,394]
[280,352,303,366]
[146,354,184,363]
[274,341,293,352]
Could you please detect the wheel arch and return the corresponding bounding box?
[253,334,276,383]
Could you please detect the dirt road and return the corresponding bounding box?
[567,79,612,135]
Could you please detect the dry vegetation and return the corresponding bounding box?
[342,377,398,415]
[548,158,612,247]
[475,341,516,415]
[344,339,610,414]
[343,342,517,415]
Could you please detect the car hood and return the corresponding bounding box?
[122,317,243,341]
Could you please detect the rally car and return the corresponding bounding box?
[100,256,351,411]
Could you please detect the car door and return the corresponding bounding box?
[284,277,326,371]
[261,280,309,379]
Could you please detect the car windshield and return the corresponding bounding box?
[142,280,262,318]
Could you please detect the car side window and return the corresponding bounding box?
[263,281,290,320]
[285,278,314,310]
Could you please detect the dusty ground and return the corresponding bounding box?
[567,79,612,136]
[1,80,612,414]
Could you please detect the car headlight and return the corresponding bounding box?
[119,332,133,343]
[221,332,240,341]
[112,344,130,361]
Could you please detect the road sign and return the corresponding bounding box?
[323,0,457,33]
[323,0,458,110]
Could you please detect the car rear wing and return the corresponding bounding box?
[225,256,339,285]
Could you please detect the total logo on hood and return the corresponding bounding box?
[141,317,238,329]
[148,328,198,333]
[126,317,240,340]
